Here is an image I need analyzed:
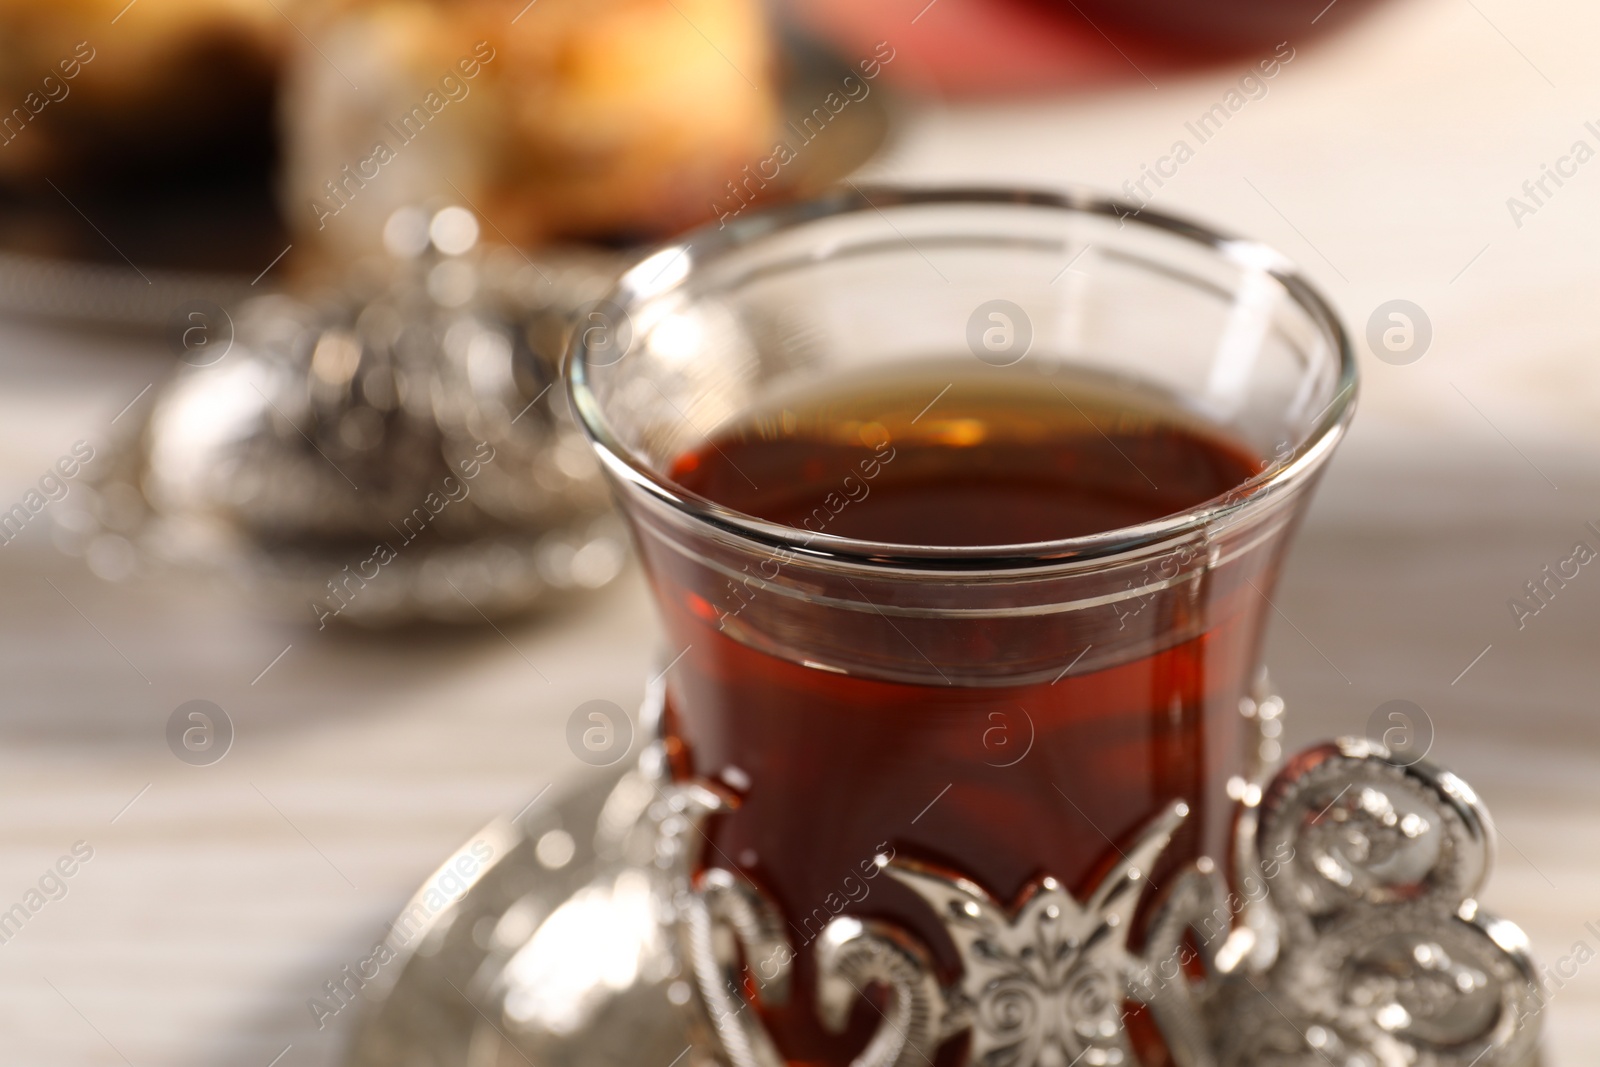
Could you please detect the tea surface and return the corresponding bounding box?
[668,362,1262,546]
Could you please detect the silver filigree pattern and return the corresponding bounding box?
[1214,738,1542,1067]
[632,679,1543,1067]
[815,917,943,1067]
[654,777,796,1067]
[813,801,1194,1067]
[671,739,1543,1067]
[345,681,1547,1067]
[682,866,793,1067]
[1132,864,1231,1067]
[814,747,1539,1067]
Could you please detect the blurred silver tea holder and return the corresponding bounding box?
[54,204,628,626]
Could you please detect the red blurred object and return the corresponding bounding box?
[784,0,1381,96]
[1063,0,1381,50]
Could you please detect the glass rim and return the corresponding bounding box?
[567,184,1358,572]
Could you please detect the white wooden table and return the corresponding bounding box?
[4,0,1599,1061]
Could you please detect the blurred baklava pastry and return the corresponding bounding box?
[282,0,778,256]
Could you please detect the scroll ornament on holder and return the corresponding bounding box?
[651,693,1544,1067]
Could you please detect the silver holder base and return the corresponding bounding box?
[344,682,1545,1067]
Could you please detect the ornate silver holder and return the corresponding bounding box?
[344,679,1544,1067]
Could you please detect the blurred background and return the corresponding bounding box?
[0,0,1596,1062]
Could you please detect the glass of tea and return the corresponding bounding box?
[567,186,1355,1064]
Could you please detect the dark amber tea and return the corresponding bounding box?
[668,363,1261,547]
[641,361,1280,1063]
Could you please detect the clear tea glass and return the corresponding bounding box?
[568,186,1355,1064]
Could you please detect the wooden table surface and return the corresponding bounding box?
[4,0,1600,1062]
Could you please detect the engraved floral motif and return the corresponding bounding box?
[818,802,1194,1067]
[672,736,1544,1067]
